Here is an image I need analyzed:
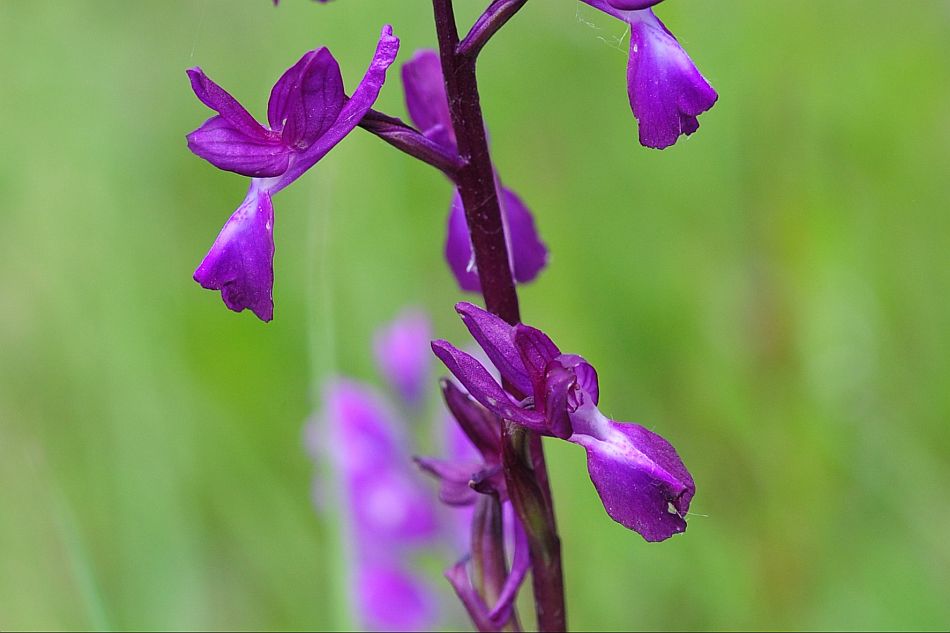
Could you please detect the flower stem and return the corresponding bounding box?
[430,1,566,630]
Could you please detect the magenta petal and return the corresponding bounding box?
[513,324,561,401]
[187,115,290,177]
[271,25,400,193]
[414,456,480,506]
[556,353,600,406]
[351,469,439,542]
[445,186,549,293]
[441,379,502,461]
[628,11,718,149]
[373,309,432,405]
[401,49,455,149]
[487,519,530,625]
[608,0,664,8]
[502,187,548,285]
[572,415,695,542]
[445,189,481,292]
[445,558,496,633]
[194,187,275,321]
[455,302,533,397]
[267,48,345,148]
[542,362,576,440]
[431,340,545,431]
[187,67,270,140]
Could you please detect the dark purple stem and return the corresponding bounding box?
[431,1,567,630]
[359,109,464,180]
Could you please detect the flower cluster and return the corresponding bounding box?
[307,310,441,630]
[431,302,695,542]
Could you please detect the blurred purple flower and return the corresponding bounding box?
[431,302,696,542]
[401,50,548,292]
[187,27,399,320]
[357,564,438,631]
[373,309,432,406]
[581,1,718,149]
[317,378,440,630]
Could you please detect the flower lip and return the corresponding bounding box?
[627,11,718,149]
[193,186,275,321]
[577,2,718,149]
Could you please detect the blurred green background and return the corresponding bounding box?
[2,0,948,630]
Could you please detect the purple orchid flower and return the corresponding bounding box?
[581,1,718,149]
[317,378,440,630]
[373,309,432,406]
[401,50,548,292]
[430,302,695,542]
[187,27,399,321]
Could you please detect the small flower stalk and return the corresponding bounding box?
[189,0,716,630]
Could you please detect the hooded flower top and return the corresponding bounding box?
[186,26,399,320]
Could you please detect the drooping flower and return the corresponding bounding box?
[187,26,399,320]
[580,1,718,149]
[401,50,548,292]
[431,302,695,542]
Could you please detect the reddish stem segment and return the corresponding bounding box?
[359,109,464,179]
[430,1,567,630]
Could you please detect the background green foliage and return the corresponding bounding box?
[1,0,948,629]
